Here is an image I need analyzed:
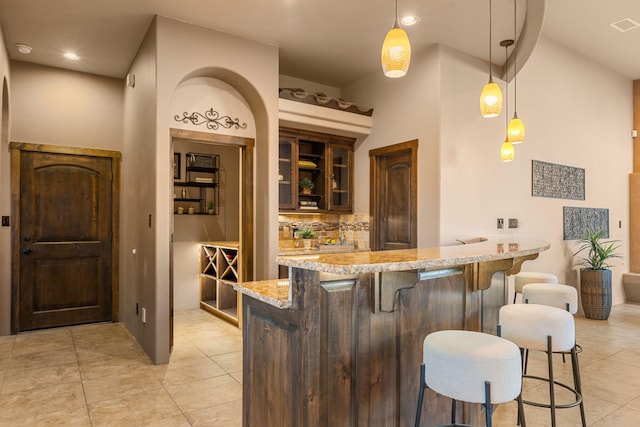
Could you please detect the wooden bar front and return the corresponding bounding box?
[240,240,548,426]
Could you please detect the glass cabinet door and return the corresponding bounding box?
[329,144,352,211]
[278,137,297,210]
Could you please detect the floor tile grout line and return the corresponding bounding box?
[71,327,94,426]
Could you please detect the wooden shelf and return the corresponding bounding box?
[174,152,219,215]
[200,243,241,327]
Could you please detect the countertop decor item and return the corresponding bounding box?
[573,228,621,319]
[298,227,315,249]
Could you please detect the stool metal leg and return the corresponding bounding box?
[484,381,492,427]
[546,336,557,427]
[571,346,587,427]
[415,364,426,427]
[516,390,526,427]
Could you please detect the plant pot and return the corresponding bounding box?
[303,239,312,249]
[208,209,215,215]
[302,187,312,195]
[580,268,612,320]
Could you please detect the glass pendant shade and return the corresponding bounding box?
[479,79,503,117]
[507,113,525,144]
[501,139,515,162]
[381,23,411,78]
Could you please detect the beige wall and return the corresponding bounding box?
[121,16,279,363]
[0,24,11,335]
[345,36,632,307]
[121,20,159,359]
[9,61,123,149]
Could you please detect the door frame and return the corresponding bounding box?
[10,142,121,334]
[369,139,418,251]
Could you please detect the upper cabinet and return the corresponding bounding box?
[279,127,354,213]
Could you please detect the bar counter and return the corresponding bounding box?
[237,238,549,426]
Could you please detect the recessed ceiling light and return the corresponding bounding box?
[16,43,32,55]
[400,15,419,26]
[63,52,80,60]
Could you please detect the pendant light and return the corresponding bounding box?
[500,39,514,162]
[507,0,525,143]
[480,0,503,117]
[381,0,411,78]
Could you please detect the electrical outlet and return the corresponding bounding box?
[1,216,9,227]
[497,218,504,229]
[508,218,518,229]
[136,303,139,315]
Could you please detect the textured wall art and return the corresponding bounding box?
[532,160,585,200]
[563,206,609,240]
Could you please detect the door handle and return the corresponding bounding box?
[21,248,32,254]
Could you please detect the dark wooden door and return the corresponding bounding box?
[18,151,113,331]
[370,140,418,251]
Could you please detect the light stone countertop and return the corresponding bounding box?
[276,237,550,275]
[278,246,369,256]
[233,279,292,309]
[235,238,550,309]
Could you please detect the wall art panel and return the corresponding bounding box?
[563,206,609,240]
[532,160,585,200]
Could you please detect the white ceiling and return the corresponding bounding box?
[0,0,639,88]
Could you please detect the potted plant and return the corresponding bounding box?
[298,227,315,249]
[573,228,621,320]
[207,201,215,215]
[299,178,314,195]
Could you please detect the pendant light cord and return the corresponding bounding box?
[489,0,493,80]
[513,0,517,112]
[394,0,399,27]
[505,44,509,126]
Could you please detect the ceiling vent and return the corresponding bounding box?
[610,17,640,32]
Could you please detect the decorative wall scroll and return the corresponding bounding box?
[174,108,247,130]
[532,160,585,200]
[563,206,609,240]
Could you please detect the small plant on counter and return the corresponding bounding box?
[207,201,215,215]
[298,227,315,239]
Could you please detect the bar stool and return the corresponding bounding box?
[513,272,558,303]
[522,283,583,366]
[499,304,587,427]
[522,283,578,314]
[414,330,525,427]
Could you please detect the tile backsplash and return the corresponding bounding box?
[278,213,370,250]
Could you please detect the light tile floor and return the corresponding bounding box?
[0,304,639,426]
[0,309,242,426]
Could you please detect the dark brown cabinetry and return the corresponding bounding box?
[279,128,354,213]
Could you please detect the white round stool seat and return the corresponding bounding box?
[423,330,522,404]
[499,304,575,352]
[522,283,578,314]
[514,272,558,294]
